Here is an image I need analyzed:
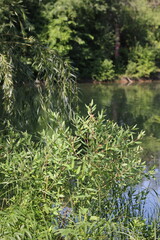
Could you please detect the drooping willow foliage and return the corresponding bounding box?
[0,0,77,123]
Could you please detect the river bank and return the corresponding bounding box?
[77,71,160,85]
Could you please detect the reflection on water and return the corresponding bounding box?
[79,82,160,219]
[140,169,160,219]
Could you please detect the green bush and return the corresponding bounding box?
[126,44,157,78]
[0,103,153,239]
[92,59,115,81]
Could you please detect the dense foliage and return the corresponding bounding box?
[40,0,160,80]
[1,103,157,239]
[0,1,160,239]
[0,0,160,83]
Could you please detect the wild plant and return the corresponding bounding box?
[0,103,156,239]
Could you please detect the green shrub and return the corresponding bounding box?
[0,103,152,239]
[92,59,115,81]
[126,44,157,78]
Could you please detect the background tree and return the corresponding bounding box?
[40,0,160,80]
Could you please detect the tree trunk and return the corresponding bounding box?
[115,23,120,59]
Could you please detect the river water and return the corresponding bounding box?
[78,82,160,220]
